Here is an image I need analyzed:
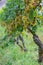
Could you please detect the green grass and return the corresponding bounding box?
[0,26,43,65]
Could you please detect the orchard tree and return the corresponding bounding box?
[0,0,43,62]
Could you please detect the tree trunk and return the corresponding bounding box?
[33,34,43,62]
[27,26,43,62]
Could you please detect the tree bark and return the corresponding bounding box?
[27,26,43,62]
[33,34,43,62]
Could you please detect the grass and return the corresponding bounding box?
[0,26,43,65]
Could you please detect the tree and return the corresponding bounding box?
[0,0,43,62]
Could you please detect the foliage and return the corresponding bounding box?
[0,0,43,64]
[0,0,43,47]
[0,0,43,34]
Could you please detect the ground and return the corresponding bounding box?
[0,26,43,65]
